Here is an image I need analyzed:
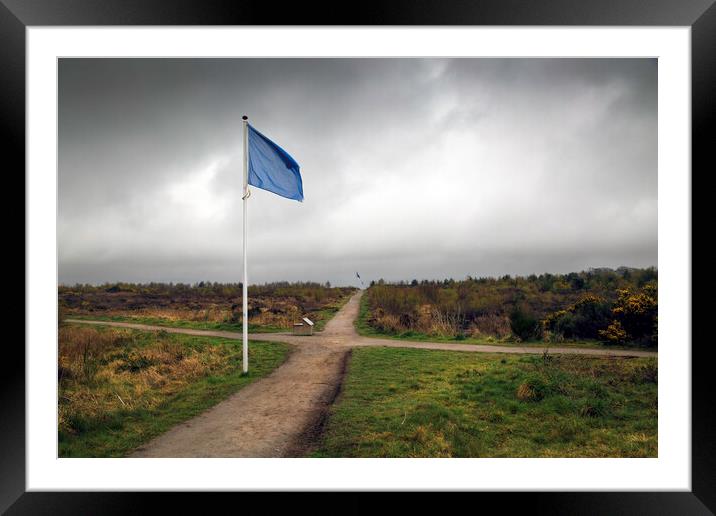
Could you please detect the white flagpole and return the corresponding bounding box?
[242,115,249,373]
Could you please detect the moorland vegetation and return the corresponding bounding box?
[362,267,657,346]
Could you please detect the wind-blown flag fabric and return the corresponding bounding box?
[247,124,304,202]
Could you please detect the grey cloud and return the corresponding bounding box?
[58,58,657,286]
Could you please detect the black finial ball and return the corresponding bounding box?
[242,115,248,120]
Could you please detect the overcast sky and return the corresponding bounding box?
[58,58,657,287]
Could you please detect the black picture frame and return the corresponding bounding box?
[6,0,712,513]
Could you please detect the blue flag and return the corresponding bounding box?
[247,124,303,202]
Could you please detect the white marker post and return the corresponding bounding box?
[242,115,249,373]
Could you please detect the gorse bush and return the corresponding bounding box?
[542,294,612,340]
[599,285,657,346]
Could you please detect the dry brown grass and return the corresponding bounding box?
[71,301,315,331]
[58,325,235,435]
[135,306,231,323]
[469,313,512,338]
[368,304,463,337]
[409,425,451,457]
[516,382,537,401]
[423,308,460,337]
[60,284,356,332]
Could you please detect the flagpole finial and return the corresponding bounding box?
[242,115,248,121]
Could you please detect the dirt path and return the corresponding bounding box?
[131,339,348,458]
[65,290,656,457]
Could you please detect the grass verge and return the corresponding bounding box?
[59,325,291,457]
[312,347,657,457]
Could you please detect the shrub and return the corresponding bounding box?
[599,285,657,346]
[509,306,541,341]
[542,295,611,340]
[599,320,628,344]
[427,308,461,337]
[371,312,402,334]
[398,311,418,329]
[471,313,511,339]
[355,269,658,342]
[613,285,658,345]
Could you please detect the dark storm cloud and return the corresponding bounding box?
[58,58,657,286]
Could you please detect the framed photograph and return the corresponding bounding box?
[7,0,712,512]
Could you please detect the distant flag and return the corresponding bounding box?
[356,272,364,286]
[240,116,303,373]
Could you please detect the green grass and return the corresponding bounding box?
[354,293,648,351]
[59,330,291,457]
[312,347,657,457]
